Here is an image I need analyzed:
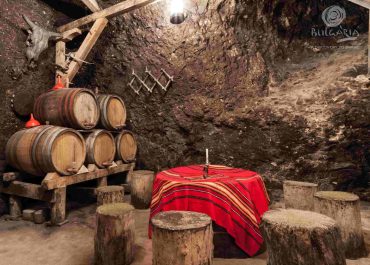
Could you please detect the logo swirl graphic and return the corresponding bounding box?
[322,6,346,27]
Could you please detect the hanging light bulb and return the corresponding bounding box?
[170,0,186,24]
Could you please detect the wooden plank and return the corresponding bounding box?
[57,0,158,32]
[347,0,370,9]
[66,18,108,82]
[42,163,134,190]
[0,181,53,202]
[55,41,69,87]
[81,0,101,12]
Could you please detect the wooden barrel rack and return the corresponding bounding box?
[0,160,135,226]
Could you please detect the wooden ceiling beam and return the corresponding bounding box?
[57,0,158,32]
[347,0,370,9]
[81,0,101,12]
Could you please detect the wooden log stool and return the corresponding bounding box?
[9,195,22,218]
[261,208,346,265]
[131,170,154,209]
[96,185,124,206]
[283,180,318,211]
[314,191,368,259]
[95,203,135,265]
[151,211,213,265]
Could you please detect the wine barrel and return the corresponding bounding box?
[115,131,137,163]
[34,88,99,130]
[85,130,116,168]
[97,94,126,130]
[5,126,86,176]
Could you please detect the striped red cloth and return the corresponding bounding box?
[149,165,270,256]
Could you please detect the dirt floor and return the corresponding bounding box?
[0,197,369,265]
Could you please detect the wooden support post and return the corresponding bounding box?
[55,41,69,87]
[97,176,107,188]
[51,187,67,225]
[66,18,108,82]
[9,195,22,218]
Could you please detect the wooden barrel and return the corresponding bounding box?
[97,94,126,130]
[34,88,99,129]
[5,126,86,176]
[115,131,137,163]
[85,130,116,168]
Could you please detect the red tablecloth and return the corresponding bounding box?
[149,165,270,256]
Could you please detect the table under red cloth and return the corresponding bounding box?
[148,165,270,256]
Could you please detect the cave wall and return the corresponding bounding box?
[0,0,368,200]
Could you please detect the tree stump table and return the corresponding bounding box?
[283,180,318,211]
[261,208,346,265]
[96,185,124,206]
[151,211,213,265]
[95,203,135,265]
[314,191,368,259]
[131,170,154,209]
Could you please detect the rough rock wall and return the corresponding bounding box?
[0,0,368,200]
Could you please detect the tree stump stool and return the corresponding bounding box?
[131,170,154,209]
[95,203,135,265]
[314,191,368,259]
[261,209,346,265]
[283,180,318,211]
[96,185,124,206]
[151,211,213,265]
